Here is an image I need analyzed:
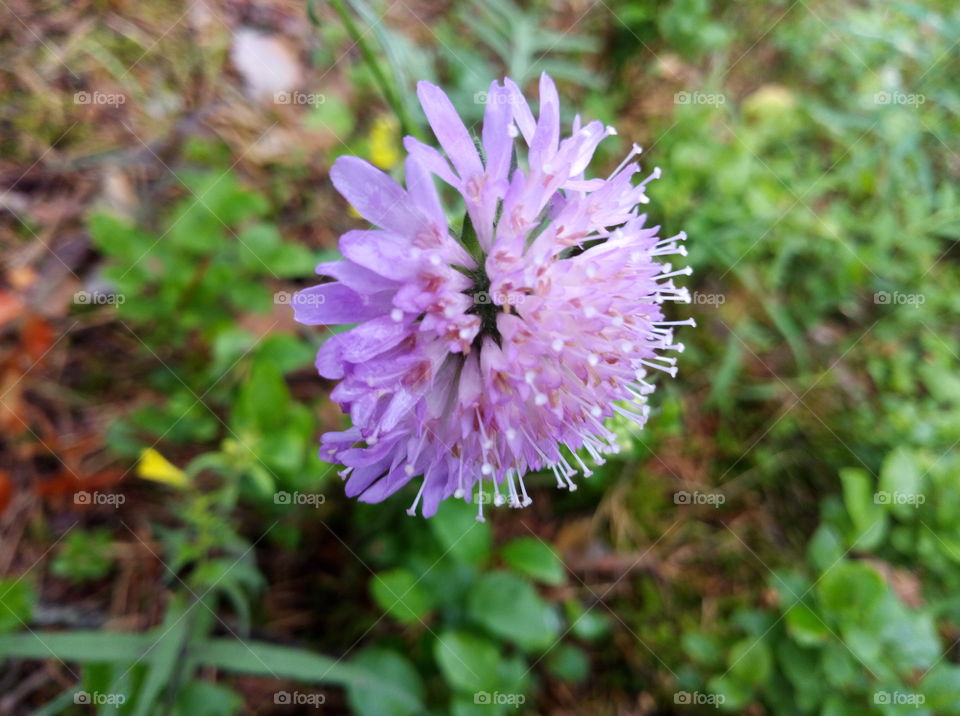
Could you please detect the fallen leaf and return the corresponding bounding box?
[230,28,303,102]
[22,315,55,360]
[0,470,11,514]
[0,290,24,328]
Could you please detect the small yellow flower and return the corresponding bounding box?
[743,84,796,118]
[369,115,400,170]
[137,448,189,488]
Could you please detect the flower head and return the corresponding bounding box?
[293,74,692,519]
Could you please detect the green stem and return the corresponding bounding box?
[314,0,423,140]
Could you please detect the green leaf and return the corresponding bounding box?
[306,94,356,138]
[271,243,317,277]
[254,334,315,373]
[50,529,115,583]
[727,637,772,687]
[467,571,560,651]
[564,599,611,641]
[704,674,752,711]
[430,500,491,566]
[235,223,282,270]
[501,537,566,585]
[922,664,960,714]
[869,592,940,671]
[210,328,258,376]
[132,597,192,716]
[174,681,243,716]
[879,447,924,519]
[820,641,859,689]
[370,568,433,625]
[839,467,887,550]
[777,640,823,700]
[233,360,291,434]
[348,648,425,716]
[546,643,589,683]
[88,212,148,264]
[0,630,154,661]
[784,602,829,646]
[0,579,34,634]
[807,524,844,572]
[818,562,885,622]
[198,638,421,709]
[434,630,501,692]
[0,632,417,707]
[681,631,723,667]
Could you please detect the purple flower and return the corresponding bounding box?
[293,74,692,519]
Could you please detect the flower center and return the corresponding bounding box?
[464,263,501,345]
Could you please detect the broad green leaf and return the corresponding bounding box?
[430,500,491,566]
[466,571,560,651]
[704,674,751,711]
[727,637,772,687]
[922,664,960,714]
[820,642,859,690]
[807,525,844,572]
[501,537,566,585]
[348,648,425,716]
[546,644,589,683]
[434,630,500,692]
[254,334,315,373]
[370,569,433,625]
[564,599,611,641]
[879,447,925,519]
[784,602,829,646]
[235,223,282,271]
[233,360,291,433]
[777,640,822,700]
[681,631,723,667]
[869,593,940,671]
[818,562,885,622]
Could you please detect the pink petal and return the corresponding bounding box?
[416,81,483,181]
[292,283,392,325]
[339,230,418,281]
[330,156,426,235]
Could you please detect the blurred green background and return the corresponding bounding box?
[0,0,958,713]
